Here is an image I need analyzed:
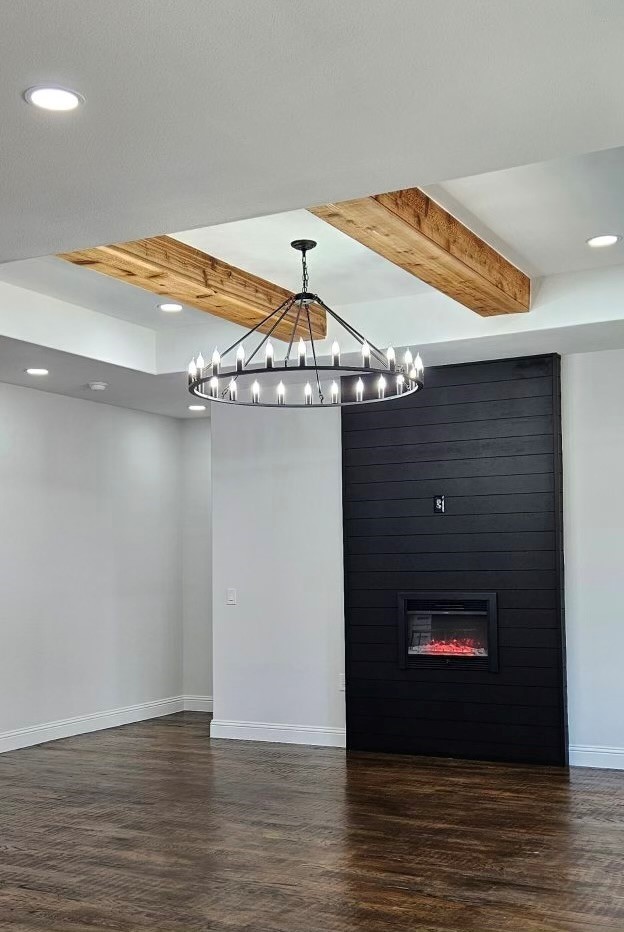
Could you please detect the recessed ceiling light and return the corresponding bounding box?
[25,367,49,376]
[23,86,84,111]
[88,381,108,391]
[586,234,620,248]
[188,405,206,412]
[158,302,183,313]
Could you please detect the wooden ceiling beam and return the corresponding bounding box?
[310,188,530,316]
[58,235,327,341]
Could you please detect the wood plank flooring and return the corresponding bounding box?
[0,712,622,931]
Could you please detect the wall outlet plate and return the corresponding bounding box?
[226,588,237,605]
[433,495,445,514]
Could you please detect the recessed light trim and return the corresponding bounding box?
[188,405,206,412]
[25,368,49,376]
[586,234,620,248]
[24,86,84,112]
[158,302,183,313]
[88,381,108,391]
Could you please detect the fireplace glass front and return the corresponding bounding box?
[399,593,498,671]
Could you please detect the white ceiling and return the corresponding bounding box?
[175,210,434,304]
[0,336,207,419]
[428,146,624,277]
[0,256,207,330]
[3,1,624,262]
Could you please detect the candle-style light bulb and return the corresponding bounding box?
[188,358,197,383]
[251,380,260,404]
[331,341,340,366]
[330,381,339,404]
[415,352,424,375]
[196,352,205,374]
[276,381,285,405]
[377,375,386,399]
[298,338,307,367]
[409,367,417,383]
[361,341,371,367]
[209,376,219,398]
[387,346,396,371]
[211,348,220,374]
[228,379,237,401]
[304,382,313,406]
[236,345,245,372]
[396,373,405,395]
[403,349,413,372]
[355,378,364,402]
[266,341,274,369]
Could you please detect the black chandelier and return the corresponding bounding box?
[188,239,424,408]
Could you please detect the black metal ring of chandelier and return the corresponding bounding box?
[187,239,424,408]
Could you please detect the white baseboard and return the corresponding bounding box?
[0,696,185,755]
[0,695,213,755]
[183,695,213,713]
[210,718,346,748]
[569,744,624,770]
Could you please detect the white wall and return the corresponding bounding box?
[0,382,184,747]
[210,403,345,745]
[181,419,213,702]
[563,349,624,768]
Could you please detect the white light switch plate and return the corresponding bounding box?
[226,588,237,605]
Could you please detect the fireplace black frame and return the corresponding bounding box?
[398,591,499,673]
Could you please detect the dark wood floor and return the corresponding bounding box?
[0,713,623,931]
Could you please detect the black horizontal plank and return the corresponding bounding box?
[345,493,555,520]
[345,453,554,485]
[347,642,561,669]
[341,357,554,401]
[346,375,553,416]
[348,714,560,748]
[344,472,555,502]
[349,697,562,728]
[347,660,560,687]
[343,416,554,451]
[347,570,557,591]
[346,493,554,520]
[348,625,397,644]
[347,625,560,649]
[498,627,560,649]
[500,646,561,669]
[349,643,398,663]
[346,589,558,610]
[346,550,556,573]
[343,434,554,468]
[345,607,560,629]
[498,608,560,628]
[347,733,563,765]
[342,394,553,433]
[497,590,559,610]
[345,531,556,555]
[347,677,561,706]
[346,512,555,538]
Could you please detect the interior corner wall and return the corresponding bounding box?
[181,418,213,704]
[563,349,624,769]
[0,382,184,749]
[210,402,346,746]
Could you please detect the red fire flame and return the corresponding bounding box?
[418,638,485,656]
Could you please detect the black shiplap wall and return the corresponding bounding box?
[341,354,567,766]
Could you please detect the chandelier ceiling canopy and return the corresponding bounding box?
[188,240,423,408]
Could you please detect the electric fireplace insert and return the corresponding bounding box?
[398,592,498,672]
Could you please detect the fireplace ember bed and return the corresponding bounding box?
[398,592,498,672]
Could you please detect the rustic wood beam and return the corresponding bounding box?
[310,188,530,316]
[58,235,327,340]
